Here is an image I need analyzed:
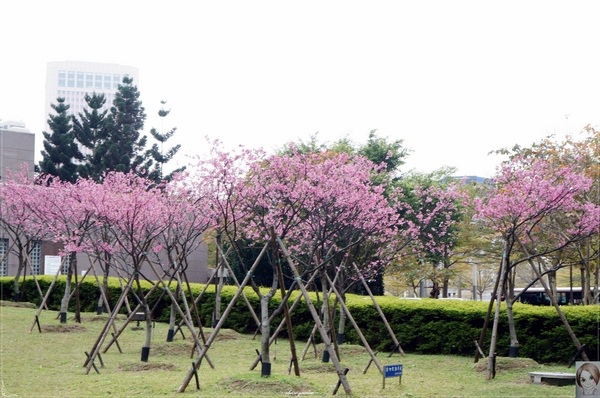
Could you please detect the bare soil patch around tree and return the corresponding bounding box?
[474,356,540,372]
[0,299,36,308]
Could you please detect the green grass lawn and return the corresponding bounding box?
[0,302,576,397]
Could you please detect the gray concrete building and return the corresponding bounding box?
[0,121,35,181]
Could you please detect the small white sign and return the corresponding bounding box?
[44,255,62,275]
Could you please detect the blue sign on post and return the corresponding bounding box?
[383,364,403,388]
[384,364,403,377]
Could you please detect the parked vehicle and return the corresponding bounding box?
[513,286,589,305]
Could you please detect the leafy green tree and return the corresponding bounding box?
[392,170,466,297]
[38,98,83,183]
[280,132,328,155]
[358,129,409,176]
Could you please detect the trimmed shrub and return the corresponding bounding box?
[0,276,597,363]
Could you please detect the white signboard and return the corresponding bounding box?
[44,255,62,275]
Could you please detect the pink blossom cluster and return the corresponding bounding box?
[474,156,599,242]
[1,140,469,281]
[186,141,467,281]
[0,168,216,273]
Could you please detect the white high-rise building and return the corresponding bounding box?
[44,61,139,130]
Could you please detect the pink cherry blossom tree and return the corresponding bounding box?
[474,155,599,379]
[0,167,50,302]
[29,175,105,323]
[187,140,278,373]
[73,171,216,370]
[240,148,396,370]
[152,171,217,341]
[386,180,468,298]
[88,172,171,362]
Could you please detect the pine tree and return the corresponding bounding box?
[38,98,83,183]
[72,93,109,181]
[102,76,147,174]
[41,77,183,183]
[144,101,185,183]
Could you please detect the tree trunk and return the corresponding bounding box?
[133,271,152,362]
[505,292,519,357]
[505,267,519,357]
[442,275,449,298]
[547,270,557,298]
[98,252,111,314]
[96,292,104,315]
[59,259,73,324]
[320,272,331,363]
[213,266,224,327]
[336,297,347,345]
[486,239,509,380]
[579,263,586,302]
[13,253,25,302]
[166,283,179,342]
[260,295,272,377]
[72,252,81,323]
[213,234,223,327]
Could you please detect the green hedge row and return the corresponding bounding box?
[1,276,597,364]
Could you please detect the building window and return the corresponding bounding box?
[86,73,93,88]
[58,71,66,87]
[77,72,84,88]
[103,74,111,89]
[67,71,75,88]
[0,238,8,276]
[113,75,121,89]
[29,241,41,275]
[95,74,102,89]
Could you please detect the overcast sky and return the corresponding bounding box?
[2,1,599,178]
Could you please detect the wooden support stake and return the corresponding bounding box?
[85,274,135,373]
[255,349,262,364]
[178,243,270,393]
[29,263,64,333]
[325,273,383,375]
[363,351,378,374]
[301,326,318,360]
[333,368,350,395]
[353,262,405,357]
[474,340,485,359]
[173,324,185,340]
[568,344,587,368]
[111,333,122,354]
[277,237,352,395]
[35,315,41,334]
[85,352,100,374]
[191,362,200,390]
